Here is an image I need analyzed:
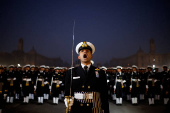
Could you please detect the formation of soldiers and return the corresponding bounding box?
[0,63,170,112]
[104,65,170,105]
[0,64,67,112]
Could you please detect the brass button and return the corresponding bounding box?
[80,104,83,106]
[88,86,90,89]
[82,85,84,88]
[87,104,89,106]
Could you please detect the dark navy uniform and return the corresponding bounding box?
[0,68,6,112]
[65,65,109,113]
[51,71,61,104]
[36,71,45,104]
[139,70,147,100]
[44,71,51,100]
[22,70,32,103]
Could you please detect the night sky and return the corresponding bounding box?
[0,0,170,66]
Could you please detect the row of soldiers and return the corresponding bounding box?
[0,64,67,112]
[104,65,170,105]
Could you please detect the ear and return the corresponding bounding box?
[78,55,80,60]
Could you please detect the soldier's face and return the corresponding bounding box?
[26,67,30,71]
[9,67,13,71]
[31,68,35,71]
[117,69,121,72]
[163,67,167,71]
[132,68,137,72]
[0,69,2,73]
[45,69,49,72]
[78,49,93,64]
[155,68,158,72]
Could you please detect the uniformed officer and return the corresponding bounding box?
[51,67,61,104]
[30,65,36,100]
[125,67,132,101]
[60,67,66,99]
[6,65,16,103]
[22,64,32,104]
[154,67,162,101]
[130,65,140,105]
[44,66,51,100]
[35,65,45,104]
[65,41,109,113]
[110,67,117,100]
[139,68,147,100]
[146,65,155,105]
[161,65,170,105]
[115,66,126,105]
[15,65,22,100]
[0,65,6,113]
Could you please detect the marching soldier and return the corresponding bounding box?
[110,67,117,100]
[22,64,32,104]
[65,41,109,113]
[0,65,6,113]
[51,67,61,104]
[139,68,147,100]
[130,65,140,105]
[60,67,66,99]
[44,66,51,100]
[35,65,45,104]
[114,66,126,105]
[154,67,162,101]
[161,65,170,105]
[30,65,36,100]
[14,65,22,100]
[125,67,132,101]
[146,66,155,105]
[6,65,16,103]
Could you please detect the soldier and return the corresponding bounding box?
[139,68,147,100]
[161,65,170,105]
[126,67,132,101]
[130,65,140,105]
[6,65,16,103]
[65,41,109,113]
[146,66,155,105]
[22,64,32,104]
[15,65,23,100]
[30,65,36,100]
[154,67,162,101]
[0,65,6,113]
[44,66,51,100]
[35,65,45,104]
[114,66,126,105]
[110,67,117,100]
[60,67,66,99]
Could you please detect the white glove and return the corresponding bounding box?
[154,80,157,83]
[49,86,51,90]
[64,97,74,107]
[160,85,163,89]
[13,78,16,80]
[34,86,36,90]
[20,84,22,88]
[130,85,132,89]
[114,85,116,89]
[138,79,141,81]
[123,80,126,83]
[146,85,148,89]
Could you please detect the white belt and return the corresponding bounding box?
[38,79,43,81]
[132,79,141,82]
[53,81,62,84]
[148,79,153,81]
[23,78,31,81]
[74,92,93,99]
[116,79,122,82]
[7,78,16,80]
[44,81,49,84]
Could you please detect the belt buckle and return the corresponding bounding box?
[84,92,88,99]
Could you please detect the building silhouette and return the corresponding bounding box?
[0,38,69,67]
[107,38,170,69]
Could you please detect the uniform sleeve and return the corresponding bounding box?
[100,70,110,113]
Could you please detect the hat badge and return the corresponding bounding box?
[82,41,88,47]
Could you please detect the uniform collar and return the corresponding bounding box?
[81,63,91,71]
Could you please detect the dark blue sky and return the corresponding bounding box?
[0,0,170,65]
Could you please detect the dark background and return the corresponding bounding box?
[0,0,170,65]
